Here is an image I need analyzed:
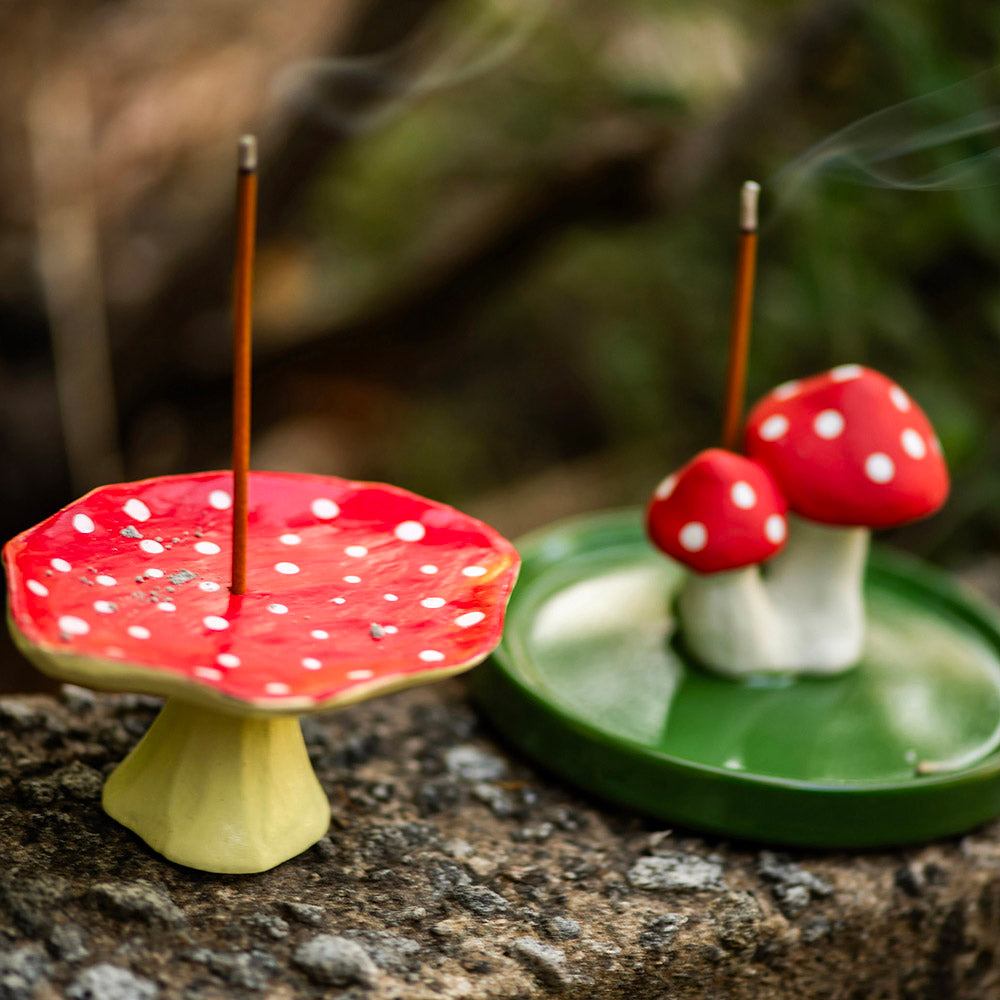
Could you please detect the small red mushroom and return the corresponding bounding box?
[646,448,788,574]
[645,449,790,677]
[4,470,519,872]
[742,364,950,673]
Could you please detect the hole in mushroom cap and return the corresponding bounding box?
[813,409,845,440]
[765,514,787,544]
[730,482,757,510]
[890,386,911,412]
[830,363,863,381]
[679,522,708,552]
[759,415,789,441]
[311,498,339,519]
[901,428,927,459]
[209,490,232,510]
[865,453,895,483]
[72,514,95,534]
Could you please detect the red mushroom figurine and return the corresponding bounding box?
[4,470,520,873]
[744,364,949,672]
[646,448,789,676]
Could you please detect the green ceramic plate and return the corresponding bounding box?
[470,509,1000,847]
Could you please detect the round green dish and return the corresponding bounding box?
[470,509,1000,847]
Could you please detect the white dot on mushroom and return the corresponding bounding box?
[865,453,895,484]
[157,602,176,612]
[730,482,757,510]
[27,580,48,597]
[267,604,288,615]
[199,581,221,592]
[217,653,241,668]
[72,514,95,534]
[123,498,151,522]
[830,364,863,382]
[265,682,290,695]
[279,534,301,546]
[772,380,801,401]
[420,565,439,575]
[128,626,151,640]
[420,650,445,663]
[311,498,339,520]
[93,601,115,614]
[140,540,164,554]
[383,594,398,602]
[275,562,300,575]
[345,546,367,558]
[343,576,361,584]
[654,475,678,500]
[348,669,374,680]
[421,597,446,609]
[813,409,845,440]
[203,616,229,631]
[59,615,89,636]
[765,514,787,544]
[890,386,911,412]
[310,629,329,640]
[51,558,71,573]
[456,612,485,628]
[146,568,164,579]
[194,666,224,681]
[759,415,789,441]
[462,566,487,578]
[195,541,221,555]
[394,521,426,542]
[901,428,927,459]
[209,490,232,510]
[302,658,321,671]
[96,575,117,587]
[679,522,708,552]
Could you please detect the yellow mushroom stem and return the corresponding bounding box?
[103,697,330,874]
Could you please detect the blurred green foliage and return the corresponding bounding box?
[299,0,1000,561]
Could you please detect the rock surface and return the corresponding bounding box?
[1,681,1000,998]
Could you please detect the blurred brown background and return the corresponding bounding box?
[3,0,1000,692]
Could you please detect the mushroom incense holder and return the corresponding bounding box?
[5,470,519,872]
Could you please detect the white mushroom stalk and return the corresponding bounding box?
[743,365,949,675]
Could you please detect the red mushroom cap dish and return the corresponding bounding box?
[4,471,520,714]
[646,448,788,574]
[744,365,949,529]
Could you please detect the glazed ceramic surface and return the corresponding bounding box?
[472,509,1000,847]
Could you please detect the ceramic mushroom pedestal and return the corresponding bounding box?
[4,470,519,873]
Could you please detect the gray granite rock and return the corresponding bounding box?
[89,880,185,927]
[293,934,378,987]
[66,963,158,1000]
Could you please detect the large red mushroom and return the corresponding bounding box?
[4,470,519,873]
[744,364,949,672]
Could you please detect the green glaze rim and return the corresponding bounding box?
[470,508,1000,848]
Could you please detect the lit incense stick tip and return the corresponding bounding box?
[238,134,258,173]
[740,180,760,232]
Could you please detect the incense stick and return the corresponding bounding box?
[231,135,258,595]
[721,181,760,452]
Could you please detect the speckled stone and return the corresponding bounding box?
[1,681,1000,998]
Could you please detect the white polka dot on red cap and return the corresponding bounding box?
[890,386,911,412]
[343,575,361,584]
[209,490,232,510]
[96,575,116,587]
[123,499,151,522]
[217,653,241,668]
[311,629,329,640]
[384,593,398,602]
[59,615,89,636]
[419,650,445,663]
[730,482,756,510]
[901,429,927,459]
[345,546,367,558]
[268,603,288,615]
[420,565,438,575]
[311,498,339,520]
[865,453,895,484]
[421,597,446,609]
[195,541,221,555]
[394,521,426,542]
[93,601,115,614]
[194,666,224,681]
[51,558,71,573]
[203,616,229,631]
[830,364,863,382]
[280,534,301,546]
[813,409,845,440]
[146,568,164,579]
[128,625,151,640]
[27,580,49,597]
[759,414,789,441]
[199,581,221,592]
[679,522,708,552]
[275,562,300,575]
[462,566,487,578]
[772,380,801,401]
[655,475,678,500]
[456,611,485,628]
[265,682,291,695]
[765,514,787,545]
[302,657,321,671]
[73,514,95,534]
[157,602,176,612]
[140,540,164,555]
[348,669,374,680]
